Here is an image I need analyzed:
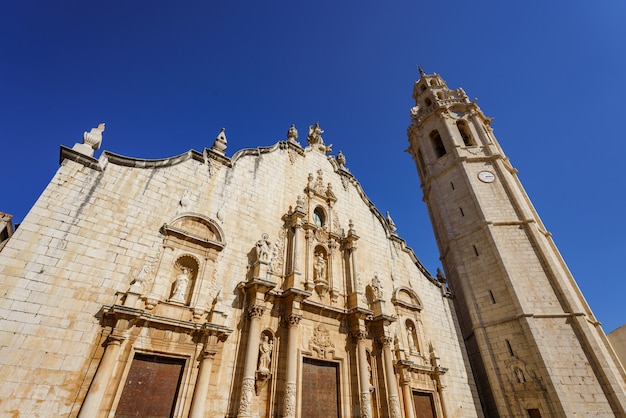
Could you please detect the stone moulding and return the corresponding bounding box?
[59,146,103,171]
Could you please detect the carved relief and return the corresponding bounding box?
[284,382,296,418]
[389,395,402,418]
[272,228,286,276]
[309,324,335,359]
[361,392,372,418]
[370,274,384,301]
[238,377,254,416]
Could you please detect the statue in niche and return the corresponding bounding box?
[256,233,273,263]
[514,367,526,383]
[314,252,327,284]
[371,274,383,301]
[406,324,418,353]
[171,267,191,303]
[257,334,274,373]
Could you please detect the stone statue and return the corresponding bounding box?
[256,233,272,263]
[371,274,383,300]
[307,121,324,145]
[336,151,346,167]
[257,334,274,373]
[406,324,417,352]
[514,367,526,383]
[171,267,191,302]
[314,252,327,284]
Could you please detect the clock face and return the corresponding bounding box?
[478,170,495,183]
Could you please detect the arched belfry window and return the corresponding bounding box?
[430,130,446,158]
[457,120,475,146]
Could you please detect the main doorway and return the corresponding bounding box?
[301,357,340,418]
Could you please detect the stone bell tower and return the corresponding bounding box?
[406,68,626,417]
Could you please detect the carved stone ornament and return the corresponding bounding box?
[309,324,335,359]
[306,122,332,153]
[238,377,254,416]
[255,233,274,264]
[286,313,302,328]
[389,395,402,418]
[212,128,227,154]
[72,123,105,157]
[287,123,299,143]
[284,382,296,418]
[361,392,372,418]
[386,211,397,233]
[248,304,265,319]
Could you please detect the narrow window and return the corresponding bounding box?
[457,120,475,146]
[489,290,496,304]
[459,207,464,217]
[450,182,455,190]
[425,98,432,106]
[430,130,446,158]
[473,245,479,256]
[506,339,514,357]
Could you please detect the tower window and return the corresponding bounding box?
[473,245,479,256]
[450,182,455,190]
[457,120,475,146]
[425,98,432,106]
[459,207,464,217]
[489,290,496,304]
[430,130,446,158]
[417,150,426,175]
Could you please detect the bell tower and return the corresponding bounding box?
[406,68,626,417]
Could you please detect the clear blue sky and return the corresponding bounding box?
[1,1,625,332]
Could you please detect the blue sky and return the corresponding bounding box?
[1,1,625,332]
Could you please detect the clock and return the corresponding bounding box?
[478,170,495,183]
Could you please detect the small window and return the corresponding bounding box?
[457,120,475,146]
[425,98,432,106]
[420,84,426,92]
[430,130,446,158]
[489,290,496,304]
[313,207,325,227]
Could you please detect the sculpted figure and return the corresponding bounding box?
[171,267,190,302]
[287,124,298,142]
[371,274,383,300]
[307,121,324,145]
[314,252,327,284]
[258,335,274,373]
[256,233,272,263]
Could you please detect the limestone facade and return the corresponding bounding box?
[0,121,482,416]
[406,69,626,417]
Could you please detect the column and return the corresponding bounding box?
[380,336,402,418]
[283,313,301,418]
[355,331,373,418]
[401,379,416,418]
[78,335,124,418]
[189,346,217,418]
[238,304,265,418]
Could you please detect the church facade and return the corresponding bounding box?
[0,72,623,418]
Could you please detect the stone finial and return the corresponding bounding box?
[336,151,346,167]
[418,65,425,76]
[212,128,227,154]
[386,211,397,233]
[287,124,298,143]
[72,123,105,157]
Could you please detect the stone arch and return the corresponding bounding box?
[391,287,423,311]
[167,212,225,246]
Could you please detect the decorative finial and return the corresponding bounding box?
[72,123,105,157]
[212,128,227,154]
[418,65,426,76]
[287,124,299,143]
[336,151,346,167]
